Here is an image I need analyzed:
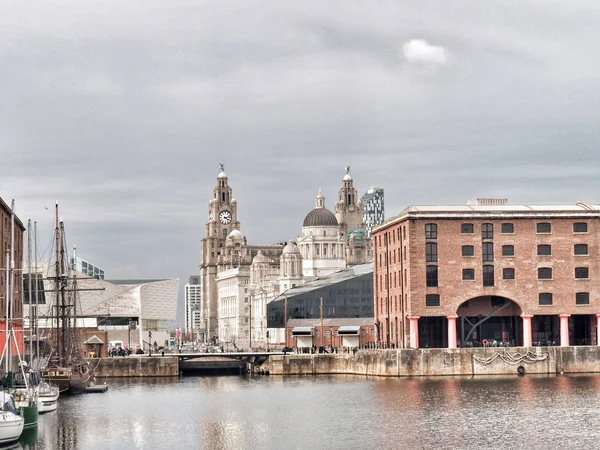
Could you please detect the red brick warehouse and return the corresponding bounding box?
[372,198,600,349]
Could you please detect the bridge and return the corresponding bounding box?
[160,352,286,374]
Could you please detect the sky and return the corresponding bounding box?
[2,1,600,324]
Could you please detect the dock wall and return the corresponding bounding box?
[93,356,178,377]
[265,346,600,377]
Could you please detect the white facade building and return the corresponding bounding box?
[297,191,346,278]
[217,266,250,349]
[184,275,203,341]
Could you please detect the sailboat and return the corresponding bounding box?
[0,392,24,444]
[41,203,97,394]
[21,220,59,413]
[0,199,38,429]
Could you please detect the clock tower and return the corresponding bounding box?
[200,164,241,342]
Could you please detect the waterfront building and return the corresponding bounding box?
[372,198,600,349]
[24,265,178,354]
[361,186,384,237]
[200,166,374,347]
[199,166,284,343]
[267,262,374,344]
[0,196,24,353]
[334,168,372,265]
[185,275,202,341]
[297,191,347,278]
[287,318,375,350]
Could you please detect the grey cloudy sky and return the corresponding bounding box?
[2,1,600,322]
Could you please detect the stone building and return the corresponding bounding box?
[200,166,374,347]
[372,199,600,349]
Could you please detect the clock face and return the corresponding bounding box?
[219,210,232,225]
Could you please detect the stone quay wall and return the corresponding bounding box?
[93,356,178,377]
[265,347,600,377]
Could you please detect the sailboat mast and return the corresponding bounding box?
[9,199,15,374]
[59,219,67,366]
[34,221,39,366]
[4,250,8,375]
[55,202,61,366]
[27,219,33,366]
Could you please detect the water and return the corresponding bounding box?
[14,374,600,449]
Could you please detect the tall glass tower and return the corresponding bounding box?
[361,187,384,237]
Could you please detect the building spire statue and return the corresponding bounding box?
[345,166,350,175]
[218,163,225,173]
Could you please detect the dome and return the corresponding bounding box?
[218,171,227,179]
[252,250,269,264]
[228,229,244,239]
[282,240,300,255]
[343,173,352,181]
[303,208,338,227]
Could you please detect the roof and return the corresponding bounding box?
[373,202,600,233]
[84,335,104,344]
[303,207,338,227]
[288,318,374,327]
[106,279,168,285]
[291,326,313,335]
[0,196,25,231]
[273,262,373,302]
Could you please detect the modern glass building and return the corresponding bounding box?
[267,262,373,328]
[361,187,384,237]
[72,257,105,279]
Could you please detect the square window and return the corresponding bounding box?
[537,222,551,233]
[502,245,514,256]
[503,268,515,280]
[538,267,552,279]
[575,267,589,279]
[539,293,553,306]
[574,222,588,233]
[462,269,475,280]
[426,294,440,307]
[462,245,474,257]
[576,292,590,305]
[501,223,514,234]
[461,223,474,234]
[537,245,552,256]
[574,244,588,256]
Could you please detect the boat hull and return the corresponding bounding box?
[0,413,24,444]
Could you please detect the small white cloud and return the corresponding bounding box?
[402,39,449,65]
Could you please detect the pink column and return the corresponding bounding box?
[521,314,533,347]
[597,315,600,346]
[560,314,570,347]
[447,315,458,349]
[409,316,420,349]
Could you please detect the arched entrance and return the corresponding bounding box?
[456,296,523,347]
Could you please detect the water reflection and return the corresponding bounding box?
[12,374,600,449]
